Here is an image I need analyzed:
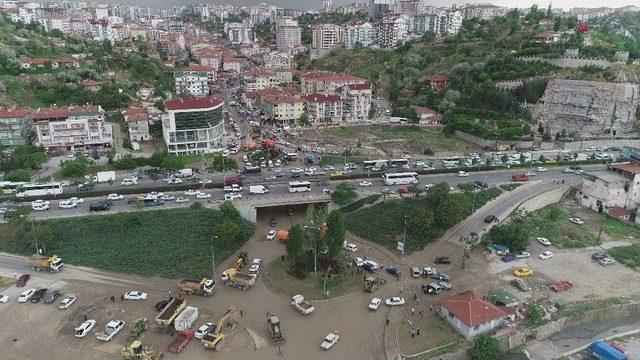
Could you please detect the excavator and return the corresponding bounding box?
[201,305,236,351]
[121,340,163,360]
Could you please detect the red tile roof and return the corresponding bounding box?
[305,93,341,103]
[0,108,31,118]
[125,113,149,123]
[33,107,70,120]
[440,291,508,327]
[342,83,371,91]
[611,162,640,175]
[165,97,223,111]
[122,107,148,117]
[80,80,101,87]
[609,206,630,219]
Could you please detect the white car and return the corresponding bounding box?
[291,168,305,174]
[562,168,574,173]
[362,260,379,270]
[536,167,547,172]
[31,199,50,209]
[222,149,230,157]
[58,200,78,209]
[120,179,137,186]
[525,171,536,176]
[368,298,381,310]
[168,178,183,184]
[539,251,553,260]
[0,294,8,303]
[320,330,340,350]
[359,181,372,187]
[176,197,190,203]
[516,251,530,259]
[32,203,49,211]
[194,322,214,339]
[424,184,434,190]
[385,297,405,306]
[353,257,365,267]
[266,230,277,240]
[58,295,76,309]
[458,171,469,177]
[323,166,334,171]
[18,288,36,303]
[343,243,358,252]
[107,193,124,201]
[569,218,584,225]
[74,320,96,338]
[68,197,84,204]
[536,237,552,246]
[123,291,147,300]
[196,192,212,199]
[184,189,200,196]
[224,193,242,201]
[249,259,262,276]
[160,195,175,201]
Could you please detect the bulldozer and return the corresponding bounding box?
[128,318,148,341]
[121,341,163,360]
[202,305,236,351]
[235,251,248,270]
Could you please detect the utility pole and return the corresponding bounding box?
[402,215,407,256]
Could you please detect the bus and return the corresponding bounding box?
[388,159,410,168]
[382,172,418,186]
[363,159,388,169]
[289,181,311,193]
[15,182,63,198]
[442,156,460,168]
[0,181,27,195]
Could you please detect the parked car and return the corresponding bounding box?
[58,200,78,209]
[89,201,112,212]
[434,257,451,265]
[501,254,517,262]
[536,237,552,246]
[194,322,215,339]
[29,288,48,303]
[74,320,96,338]
[343,243,358,252]
[591,252,608,261]
[437,281,452,290]
[184,189,199,196]
[359,181,372,187]
[515,251,530,259]
[386,266,401,277]
[385,297,405,306]
[196,192,212,199]
[0,294,8,303]
[484,215,498,223]
[18,288,35,303]
[539,251,553,260]
[107,193,124,201]
[368,298,381,311]
[511,278,531,292]
[457,171,469,177]
[16,274,30,287]
[431,272,451,281]
[266,230,277,240]
[43,290,61,304]
[536,167,547,172]
[569,217,584,225]
[599,257,616,266]
[58,295,76,310]
[123,291,147,300]
[320,330,340,350]
[514,267,534,277]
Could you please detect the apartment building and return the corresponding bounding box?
[310,23,344,60]
[276,17,302,52]
[0,108,32,148]
[340,83,372,122]
[122,107,152,142]
[439,9,462,36]
[226,22,251,45]
[32,105,112,152]
[88,18,115,43]
[242,69,292,92]
[378,15,408,49]
[300,71,368,95]
[304,93,343,123]
[256,88,304,122]
[174,70,210,98]
[37,14,70,33]
[463,4,509,21]
[344,21,377,49]
[163,97,225,155]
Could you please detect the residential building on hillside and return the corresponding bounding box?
[242,69,292,92]
[32,105,112,152]
[344,21,377,48]
[226,22,250,45]
[578,170,629,213]
[310,23,344,60]
[163,97,225,155]
[222,57,244,74]
[0,108,32,148]
[122,107,152,142]
[300,71,368,95]
[424,74,450,92]
[263,51,292,69]
[439,290,514,338]
[370,0,392,18]
[174,69,210,98]
[276,17,302,52]
[463,4,509,20]
[304,93,343,123]
[256,88,304,122]
[378,15,408,48]
[439,9,463,36]
[340,83,372,122]
[88,18,114,43]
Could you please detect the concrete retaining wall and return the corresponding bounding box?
[518,56,623,69]
[515,185,570,214]
[454,131,556,151]
[560,138,640,151]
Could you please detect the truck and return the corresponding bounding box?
[291,294,314,315]
[178,278,215,296]
[177,168,193,177]
[267,314,285,343]
[26,254,64,272]
[249,185,269,194]
[96,171,116,183]
[223,268,255,290]
[96,320,126,341]
[168,329,194,353]
[511,173,529,182]
[155,297,187,333]
[224,184,243,192]
[174,306,198,332]
[586,341,628,360]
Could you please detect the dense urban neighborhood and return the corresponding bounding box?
[0,0,640,359]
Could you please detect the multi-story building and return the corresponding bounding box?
[174,69,210,98]
[263,51,291,69]
[242,69,292,92]
[300,71,368,95]
[340,83,372,122]
[256,88,304,122]
[370,0,393,18]
[440,9,462,36]
[0,108,32,148]
[32,105,112,152]
[463,4,509,21]
[226,22,250,45]
[276,17,302,52]
[37,14,70,33]
[310,23,344,60]
[88,18,114,43]
[163,97,225,155]
[122,107,152,142]
[378,15,408,48]
[222,57,244,74]
[344,21,377,48]
[304,93,343,123]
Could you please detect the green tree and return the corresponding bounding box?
[324,210,345,259]
[331,182,358,206]
[484,223,530,251]
[27,223,55,254]
[424,182,451,208]
[213,221,239,248]
[435,196,470,229]
[406,206,434,237]
[298,113,310,126]
[219,201,240,219]
[160,155,183,171]
[60,158,87,178]
[286,224,310,272]
[468,334,500,360]
[123,138,133,150]
[528,301,548,326]
[408,184,421,197]
[5,168,30,182]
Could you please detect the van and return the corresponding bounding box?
[410,267,422,278]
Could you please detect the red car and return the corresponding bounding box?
[16,274,30,288]
[550,280,573,292]
[397,188,409,195]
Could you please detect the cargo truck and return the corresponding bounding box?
[291,294,314,315]
[249,185,269,194]
[156,297,186,333]
[168,329,194,353]
[586,341,628,360]
[26,254,64,272]
[178,278,215,296]
[511,173,529,182]
[223,268,255,290]
[96,171,116,183]
[174,306,198,332]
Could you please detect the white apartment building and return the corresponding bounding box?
[32,105,112,152]
[340,83,372,122]
[163,97,225,155]
[304,93,343,123]
[344,21,377,48]
[440,10,463,36]
[226,22,250,45]
[378,15,408,49]
[122,107,152,142]
[37,15,70,33]
[88,18,115,43]
[242,69,293,92]
[174,67,215,98]
[276,17,302,52]
[463,4,509,21]
[311,23,344,60]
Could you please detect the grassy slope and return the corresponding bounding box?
[520,205,600,248]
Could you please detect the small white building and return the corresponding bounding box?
[439,290,513,339]
[578,171,629,213]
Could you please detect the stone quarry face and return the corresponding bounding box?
[535,79,640,138]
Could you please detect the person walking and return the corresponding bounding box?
[411,307,415,316]
[240,310,243,317]
[417,327,421,336]
[278,346,282,355]
[385,318,389,326]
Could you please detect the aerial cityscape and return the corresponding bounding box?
[0,0,639,359]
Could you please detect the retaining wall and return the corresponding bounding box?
[515,185,570,214]
[517,56,623,69]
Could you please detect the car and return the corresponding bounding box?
[176,197,190,203]
[511,278,531,292]
[525,171,536,176]
[343,243,358,252]
[473,181,489,189]
[89,201,112,212]
[386,266,401,277]
[385,297,405,306]
[74,320,96,338]
[550,280,573,292]
[424,184,434,190]
[67,197,84,204]
[536,237,552,246]
[32,202,49,211]
[368,298,381,311]
[484,215,498,223]
[599,257,616,266]
[515,251,530,259]
[266,230,277,240]
[270,217,277,227]
[196,192,212,199]
[397,188,409,195]
[0,294,8,303]
[359,181,372,187]
[434,257,451,265]
[18,288,35,303]
[291,168,305,174]
[592,252,608,261]
[224,193,242,201]
[107,193,124,201]
[362,260,379,270]
[320,330,341,350]
[437,281,452,290]
[514,267,534,277]
[16,274,30,287]
[31,199,50,207]
[539,251,553,260]
[30,288,48,303]
[330,171,343,177]
[160,195,175,201]
[58,200,78,209]
[43,290,61,304]
[265,175,277,181]
[562,168,574,173]
[430,271,451,281]
[184,189,200,196]
[248,258,263,276]
[123,291,148,300]
[195,322,215,339]
[58,295,77,310]
[569,217,584,225]
[353,257,365,267]
[501,254,517,262]
[458,171,469,177]
[536,167,547,172]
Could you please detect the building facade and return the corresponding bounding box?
[340,83,372,122]
[310,23,344,60]
[174,67,214,98]
[122,107,152,142]
[344,21,377,49]
[439,290,513,339]
[304,93,343,123]
[32,105,112,152]
[163,97,225,155]
[378,15,408,49]
[276,18,302,52]
[0,108,32,148]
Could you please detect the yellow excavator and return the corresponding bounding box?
[202,305,236,351]
[121,340,163,360]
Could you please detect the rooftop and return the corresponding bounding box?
[610,162,640,175]
[0,108,31,118]
[305,93,341,103]
[440,290,508,327]
[165,97,223,111]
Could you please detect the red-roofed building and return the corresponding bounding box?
[305,93,342,123]
[410,105,442,125]
[0,108,32,148]
[163,97,225,155]
[255,88,304,122]
[439,290,513,338]
[300,71,367,95]
[424,75,450,92]
[122,107,152,142]
[32,105,111,152]
[80,80,101,92]
[222,57,244,74]
[51,56,80,69]
[20,58,49,69]
[340,83,372,123]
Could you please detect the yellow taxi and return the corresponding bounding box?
[513,267,534,277]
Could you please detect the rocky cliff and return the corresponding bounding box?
[535,79,640,138]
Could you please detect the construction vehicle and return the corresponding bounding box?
[291,295,314,315]
[26,254,64,272]
[128,318,148,341]
[364,276,387,292]
[202,306,236,351]
[168,329,194,353]
[178,278,215,296]
[267,314,285,343]
[155,297,186,333]
[223,268,255,290]
[235,251,248,270]
[121,340,163,360]
[174,306,198,332]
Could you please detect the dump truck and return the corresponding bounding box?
[202,306,236,351]
[235,251,248,270]
[168,329,194,353]
[364,276,387,292]
[267,314,285,343]
[26,254,64,272]
[291,294,314,315]
[178,278,215,296]
[155,297,186,333]
[121,340,163,360]
[174,306,198,332]
[223,268,255,290]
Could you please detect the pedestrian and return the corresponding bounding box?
[411,328,416,337]
[413,292,417,301]
[411,307,415,316]
[83,314,88,321]
[430,304,433,312]
[120,294,124,302]
[240,310,243,317]
[381,264,384,270]
[168,291,172,299]
[385,318,389,326]
[278,346,282,355]
[417,327,420,336]
[111,295,115,303]
[12,272,16,279]
[400,285,404,293]
[562,179,565,184]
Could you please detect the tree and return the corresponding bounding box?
[298,113,310,126]
[331,182,358,206]
[324,211,345,259]
[219,201,240,219]
[27,223,55,254]
[484,223,529,251]
[160,155,183,171]
[60,158,87,178]
[5,168,30,182]
[408,184,421,197]
[528,301,548,326]
[468,334,500,360]
[423,182,451,208]
[286,224,310,273]
[406,207,434,238]
[435,196,470,229]
[213,221,239,248]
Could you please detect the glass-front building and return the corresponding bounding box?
[163,97,225,155]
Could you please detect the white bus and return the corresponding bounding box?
[382,172,418,186]
[363,159,388,169]
[388,159,410,168]
[289,181,311,193]
[442,156,460,168]
[16,182,63,198]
